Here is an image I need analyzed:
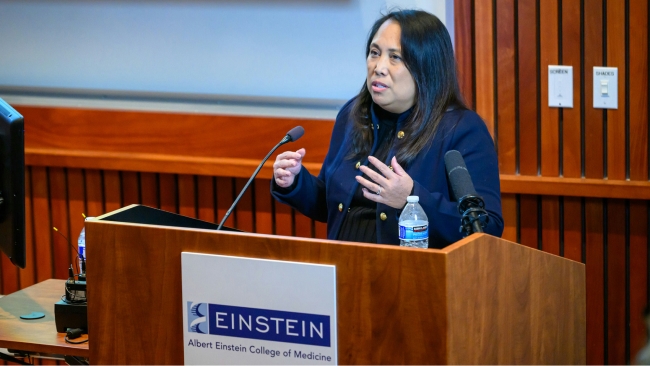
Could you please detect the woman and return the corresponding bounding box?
[271,10,503,248]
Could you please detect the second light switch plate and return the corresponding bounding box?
[593,66,618,109]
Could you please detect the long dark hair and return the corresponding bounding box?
[348,10,467,165]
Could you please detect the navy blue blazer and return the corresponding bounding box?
[271,99,504,248]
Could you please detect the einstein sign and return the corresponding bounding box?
[181,253,337,365]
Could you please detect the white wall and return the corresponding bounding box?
[0,0,453,118]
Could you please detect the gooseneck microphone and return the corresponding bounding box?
[444,150,489,236]
[217,126,305,231]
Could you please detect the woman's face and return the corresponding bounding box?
[366,20,417,114]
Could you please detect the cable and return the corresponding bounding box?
[65,335,89,344]
[65,285,85,300]
[63,267,87,304]
[65,328,88,345]
[61,294,86,305]
[53,227,85,276]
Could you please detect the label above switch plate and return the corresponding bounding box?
[593,66,618,109]
[548,65,573,108]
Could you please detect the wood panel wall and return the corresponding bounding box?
[455,0,649,363]
[0,0,648,364]
[3,167,328,291]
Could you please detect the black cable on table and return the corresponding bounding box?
[65,335,89,344]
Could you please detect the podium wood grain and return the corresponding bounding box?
[443,235,586,364]
[86,215,585,364]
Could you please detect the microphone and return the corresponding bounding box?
[217,126,305,230]
[444,150,489,236]
[285,126,305,142]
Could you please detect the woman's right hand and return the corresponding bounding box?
[273,148,306,188]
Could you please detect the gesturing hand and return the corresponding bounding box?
[273,148,306,188]
[356,156,414,209]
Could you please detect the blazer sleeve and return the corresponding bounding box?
[412,111,504,245]
[270,99,354,223]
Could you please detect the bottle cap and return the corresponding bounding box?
[407,196,419,203]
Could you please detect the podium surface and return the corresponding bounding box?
[86,205,585,364]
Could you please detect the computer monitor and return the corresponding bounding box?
[0,98,25,269]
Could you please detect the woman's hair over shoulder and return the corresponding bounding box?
[349,9,468,165]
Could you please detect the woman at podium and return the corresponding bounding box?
[271,10,503,249]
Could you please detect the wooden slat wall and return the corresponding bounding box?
[1,168,329,290]
[0,0,648,363]
[456,0,649,364]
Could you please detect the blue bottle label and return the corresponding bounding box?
[399,225,428,240]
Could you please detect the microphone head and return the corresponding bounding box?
[444,150,466,172]
[444,150,477,201]
[286,126,305,142]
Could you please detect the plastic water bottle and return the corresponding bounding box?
[77,217,93,274]
[399,196,429,248]
[77,227,86,274]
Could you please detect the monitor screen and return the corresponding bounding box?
[0,98,25,269]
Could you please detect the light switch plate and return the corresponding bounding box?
[548,65,573,108]
[593,66,618,109]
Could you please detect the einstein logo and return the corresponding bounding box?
[185,302,331,347]
[188,302,208,334]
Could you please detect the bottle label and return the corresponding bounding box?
[399,225,428,240]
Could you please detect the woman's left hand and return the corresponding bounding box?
[356,156,414,209]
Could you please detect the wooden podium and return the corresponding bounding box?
[86,205,585,364]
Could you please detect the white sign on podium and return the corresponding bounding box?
[181,253,337,365]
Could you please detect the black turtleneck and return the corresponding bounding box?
[337,104,402,243]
